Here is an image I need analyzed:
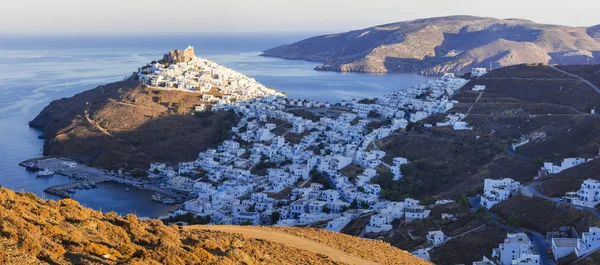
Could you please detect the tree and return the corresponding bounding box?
[350,199,358,209]
[456,195,470,208]
[271,211,281,224]
[475,207,491,221]
[360,201,370,209]
[131,169,148,178]
[322,206,331,214]
[507,216,520,228]
[421,196,438,206]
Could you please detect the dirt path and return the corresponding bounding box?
[190,226,380,265]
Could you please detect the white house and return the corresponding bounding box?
[472,85,486,91]
[326,215,352,232]
[492,233,539,265]
[480,178,521,209]
[569,179,600,208]
[404,206,431,220]
[233,211,260,225]
[575,227,600,257]
[471,68,488,77]
[427,230,447,246]
[365,213,393,233]
[551,238,578,262]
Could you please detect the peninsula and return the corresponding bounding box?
[262,15,600,75]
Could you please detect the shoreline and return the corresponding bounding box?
[19,157,187,203]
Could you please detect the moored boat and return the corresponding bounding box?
[36,168,55,177]
[162,198,176,204]
[151,193,164,202]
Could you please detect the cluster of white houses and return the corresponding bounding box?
[138,48,284,106]
[146,62,473,230]
[547,226,600,262]
[565,179,600,208]
[480,178,522,209]
[474,233,540,265]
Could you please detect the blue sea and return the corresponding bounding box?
[0,34,432,217]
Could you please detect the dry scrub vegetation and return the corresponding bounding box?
[0,188,429,265]
[261,226,431,265]
[0,188,338,264]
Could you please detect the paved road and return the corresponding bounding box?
[550,65,600,95]
[191,226,380,265]
[525,181,600,218]
[523,228,555,265]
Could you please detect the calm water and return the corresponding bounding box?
[0,34,432,217]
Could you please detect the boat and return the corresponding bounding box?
[89,182,97,188]
[162,198,177,204]
[151,193,164,202]
[36,168,55,177]
[125,186,130,192]
[83,184,92,189]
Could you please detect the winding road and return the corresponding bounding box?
[549,65,600,95]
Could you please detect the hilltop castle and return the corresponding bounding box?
[160,45,195,64]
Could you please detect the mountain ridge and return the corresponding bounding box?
[262,15,600,75]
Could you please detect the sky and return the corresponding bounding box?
[1,0,599,35]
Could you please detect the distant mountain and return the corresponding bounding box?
[262,16,600,75]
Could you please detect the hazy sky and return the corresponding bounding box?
[2,0,599,35]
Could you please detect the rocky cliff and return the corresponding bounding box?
[0,188,430,265]
[262,16,600,75]
[160,46,196,64]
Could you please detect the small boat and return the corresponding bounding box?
[89,182,97,188]
[67,188,76,193]
[162,198,176,204]
[151,193,164,202]
[36,168,55,177]
[125,186,131,192]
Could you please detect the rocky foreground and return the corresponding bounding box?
[262,15,600,75]
[0,188,429,265]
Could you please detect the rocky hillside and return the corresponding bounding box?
[161,46,196,64]
[262,16,600,75]
[30,78,234,170]
[0,188,430,265]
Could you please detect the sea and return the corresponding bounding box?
[0,34,433,217]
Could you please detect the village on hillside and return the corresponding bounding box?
[56,48,600,265]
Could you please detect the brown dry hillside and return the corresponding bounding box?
[374,64,600,199]
[492,196,600,234]
[263,16,600,75]
[0,188,430,265]
[30,78,234,170]
[537,159,600,197]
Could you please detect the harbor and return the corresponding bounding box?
[19,157,187,202]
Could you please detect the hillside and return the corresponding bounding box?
[374,64,600,199]
[0,188,429,265]
[30,78,234,170]
[262,16,600,75]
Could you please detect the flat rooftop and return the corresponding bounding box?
[552,238,578,248]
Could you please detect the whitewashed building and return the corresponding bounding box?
[480,178,521,209]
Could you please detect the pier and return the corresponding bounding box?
[20,157,187,201]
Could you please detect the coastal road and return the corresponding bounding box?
[190,226,380,265]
